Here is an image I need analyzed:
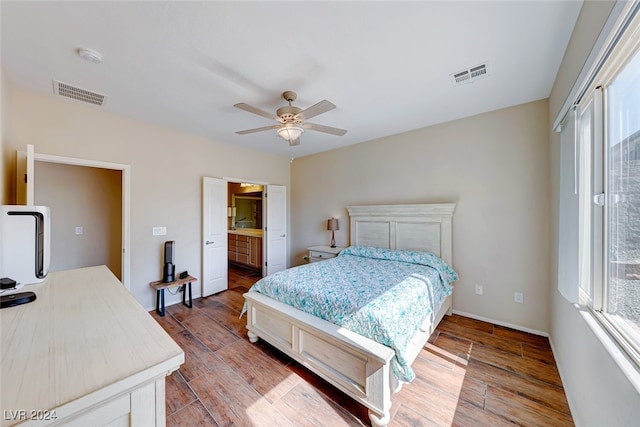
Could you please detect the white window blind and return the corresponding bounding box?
[558,108,579,303]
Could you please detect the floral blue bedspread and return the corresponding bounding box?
[246,246,458,382]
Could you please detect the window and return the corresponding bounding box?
[567,10,640,364]
[577,91,597,307]
[604,47,640,353]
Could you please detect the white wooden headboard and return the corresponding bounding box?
[346,204,456,266]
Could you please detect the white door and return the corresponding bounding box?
[266,184,287,275]
[202,177,227,296]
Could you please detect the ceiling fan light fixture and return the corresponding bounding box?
[277,126,304,142]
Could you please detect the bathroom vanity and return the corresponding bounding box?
[228,229,263,272]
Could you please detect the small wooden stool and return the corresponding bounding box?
[149,275,197,317]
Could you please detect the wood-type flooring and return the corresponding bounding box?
[150,265,574,426]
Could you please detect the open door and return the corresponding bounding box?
[265,184,287,275]
[202,177,228,296]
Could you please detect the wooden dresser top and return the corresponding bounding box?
[1,265,184,424]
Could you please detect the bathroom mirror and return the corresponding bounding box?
[232,195,262,229]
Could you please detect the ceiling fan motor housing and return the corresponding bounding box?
[276,105,302,123]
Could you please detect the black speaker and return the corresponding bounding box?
[162,241,175,283]
[164,241,175,264]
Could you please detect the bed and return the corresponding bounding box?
[243,203,456,426]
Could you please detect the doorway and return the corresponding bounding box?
[17,145,131,289]
[201,177,287,297]
[34,162,122,279]
[227,181,264,276]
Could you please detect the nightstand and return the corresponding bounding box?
[307,245,344,262]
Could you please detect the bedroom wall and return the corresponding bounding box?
[548,1,640,425]
[291,98,550,333]
[4,84,290,310]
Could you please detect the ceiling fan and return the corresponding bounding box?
[234,91,347,146]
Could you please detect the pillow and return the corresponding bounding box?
[339,245,459,283]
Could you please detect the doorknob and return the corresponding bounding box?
[280,234,286,238]
[206,240,214,245]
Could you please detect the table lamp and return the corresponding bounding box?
[327,218,339,248]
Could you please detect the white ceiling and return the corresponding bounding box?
[1,1,582,158]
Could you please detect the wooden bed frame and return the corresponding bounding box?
[244,203,456,426]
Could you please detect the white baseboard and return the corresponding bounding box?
[451,309,549,337]
[547,336,579,425]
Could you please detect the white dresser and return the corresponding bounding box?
[1,266,184,426]
[307,245,345,262]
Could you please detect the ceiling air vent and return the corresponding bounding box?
[53,80,106,106]
[450,63,489,86]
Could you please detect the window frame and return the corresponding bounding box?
[576,10,640,369]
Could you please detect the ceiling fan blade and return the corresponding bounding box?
[295,100,336,120]
[236,124,281,135]
[289,137,301,146]
[303,122,347,136]
[234,103,277,120]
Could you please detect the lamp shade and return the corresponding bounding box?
[327,218,339,231]
[277,126,304,142]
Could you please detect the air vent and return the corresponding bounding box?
[450,63,489,86]
[52,80,106,106]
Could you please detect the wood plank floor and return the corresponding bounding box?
[150,265,574,426]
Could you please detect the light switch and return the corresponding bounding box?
[153,226,167,236]
[75,226,84,235]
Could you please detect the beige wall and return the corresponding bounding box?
[292,99,550,333]
[548,1,640,425]
[4,84,290,309]
[34,161,122,277]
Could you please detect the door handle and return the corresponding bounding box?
[280,234,286,238]
[206,240,214,245]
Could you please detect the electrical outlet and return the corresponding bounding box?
[475,284,483,295]
[75,226,83,235]
[514,292,524,304]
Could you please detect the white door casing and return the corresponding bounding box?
[26,144,34,205]
[266,184,287,275]
[15,144,34,205]
[16,144,132,290]
[202,177,228,296]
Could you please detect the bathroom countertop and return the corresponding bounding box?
[228,228,263,237]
